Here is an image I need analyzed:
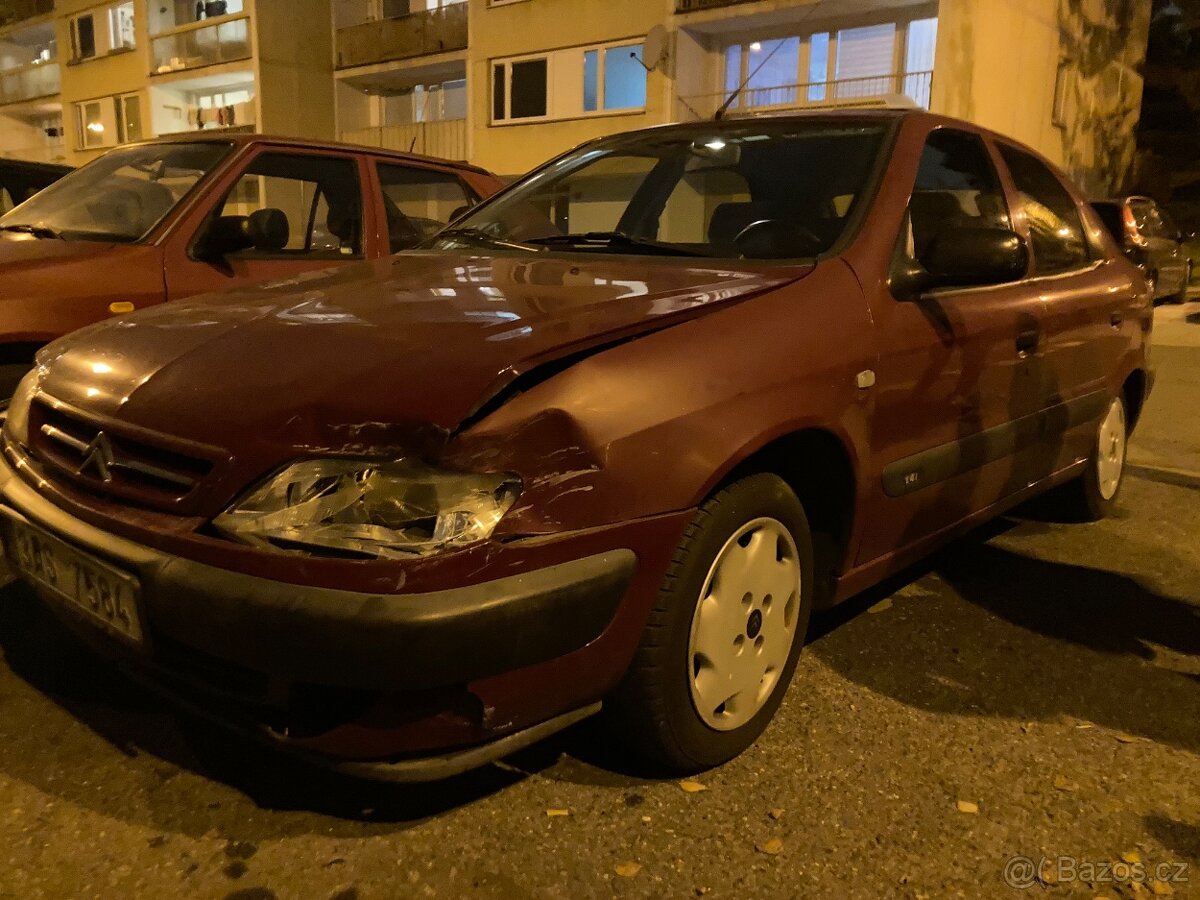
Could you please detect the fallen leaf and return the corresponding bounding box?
[615,862,642,878]
[1115,733,1138,744]
[546,808,570,818]
[1020,722,1035,734]
[768,807,785,821]
[755,838,784,856]
[1053,775,1080,792]
[955,800,979,815]
[868,599,893,614]
[679,780,708,793]
[1120,850,1143,864]
[1150,880,1175,896]
[1075,722,1095,730]
[640,815,651,824]
[1131,882,1148,895]
[1038,860,1059,885]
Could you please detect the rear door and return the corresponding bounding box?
[162,147,377,300]
[857,126,1046,564]
[995,143,1137,476]
[1151,204,1188,291]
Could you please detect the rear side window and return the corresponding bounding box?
[908,128,1011,270]
[998,144,1089,275]
[377,163,475,253]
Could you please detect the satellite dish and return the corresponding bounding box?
[643,25,669,71]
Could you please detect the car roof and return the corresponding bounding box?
[117,132,493,176]
[0,158,73,177]
[586,108,1049,159]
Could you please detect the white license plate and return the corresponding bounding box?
[4,519,144,646]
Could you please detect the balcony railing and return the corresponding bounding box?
[676,0,761,11]
[0,139,67,164]
[0,0,54,27]
[0,60,60,105]
[150,15,251,75]
[336,2,468,70]
[339,118,466,160]
[678,70,933,119]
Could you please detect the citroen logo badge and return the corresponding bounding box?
[78,432,116,483]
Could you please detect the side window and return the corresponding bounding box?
[377,163,475,253]
[0,187,14,216]
[659,166,751,245]
[998,144,1089,275]
[908,129,1011,271]
[216,153,362,259]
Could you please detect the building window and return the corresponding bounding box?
[69,2,136,62]
[493,40,647,124]
[70,14,97,60]
[492,57,547,121]
[1052,60,1072,128]
[584,44,646,112]
[721,16,937,112]
[117,93,143,143]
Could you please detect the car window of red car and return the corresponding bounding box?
[215,153,363,259]
[376,162,477,253]
[998,143,1089,275]
[908,128,1012,272]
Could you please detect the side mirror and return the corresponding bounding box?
[197,208,289,259]
[897,228,1028,297]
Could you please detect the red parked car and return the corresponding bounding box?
[0,111,1151,779]
[0,135,504,394]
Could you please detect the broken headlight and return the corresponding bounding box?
[213,458,520,559]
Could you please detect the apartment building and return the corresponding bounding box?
[0,0,336,167]
[332,0,1151,193]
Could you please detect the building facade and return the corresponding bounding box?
[0,0,336,167]
[333,0,1151,193]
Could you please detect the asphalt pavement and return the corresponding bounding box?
[0,307,1197,900]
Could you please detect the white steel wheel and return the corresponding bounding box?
[1096,396,1127,501]
[687,517,802,732]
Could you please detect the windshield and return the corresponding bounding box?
[0,142,233,243]
[432,121,888,260]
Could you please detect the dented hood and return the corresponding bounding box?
[36,251,804,452]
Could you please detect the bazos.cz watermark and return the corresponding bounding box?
[1003,854,1190,890]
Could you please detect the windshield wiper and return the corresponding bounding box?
[432,227,532,251]
[0,223,64,240]
[524,231,706,257]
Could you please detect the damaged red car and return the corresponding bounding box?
[0,111,1151,779]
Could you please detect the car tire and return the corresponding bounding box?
[0,363,30,400]
[607,473,815,772]
[1054,394,1128,521]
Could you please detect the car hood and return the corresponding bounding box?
[34,251,806,454]
[0,233,126,273]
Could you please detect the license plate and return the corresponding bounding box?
[4,519,144,646]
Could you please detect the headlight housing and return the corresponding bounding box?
[213,458,520,559]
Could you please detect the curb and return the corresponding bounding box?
[1127,463,1200,491]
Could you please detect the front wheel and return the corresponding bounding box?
[607,473,815,772]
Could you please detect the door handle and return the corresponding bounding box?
[1015,328,1039,354]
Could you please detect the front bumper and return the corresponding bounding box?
[0,451,673,776]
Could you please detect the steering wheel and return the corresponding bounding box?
[733,219,824,259]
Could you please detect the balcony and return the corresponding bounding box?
[0,0,54,27]
[676,0,762,11]
[150,15,251,76]
[339,119,466,160]
[0,60,59,105]
[678,70,933,119]
[335,2,468,71]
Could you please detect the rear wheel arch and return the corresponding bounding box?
[1122,368,1147,434]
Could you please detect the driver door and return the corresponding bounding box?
[162,148,375,301]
